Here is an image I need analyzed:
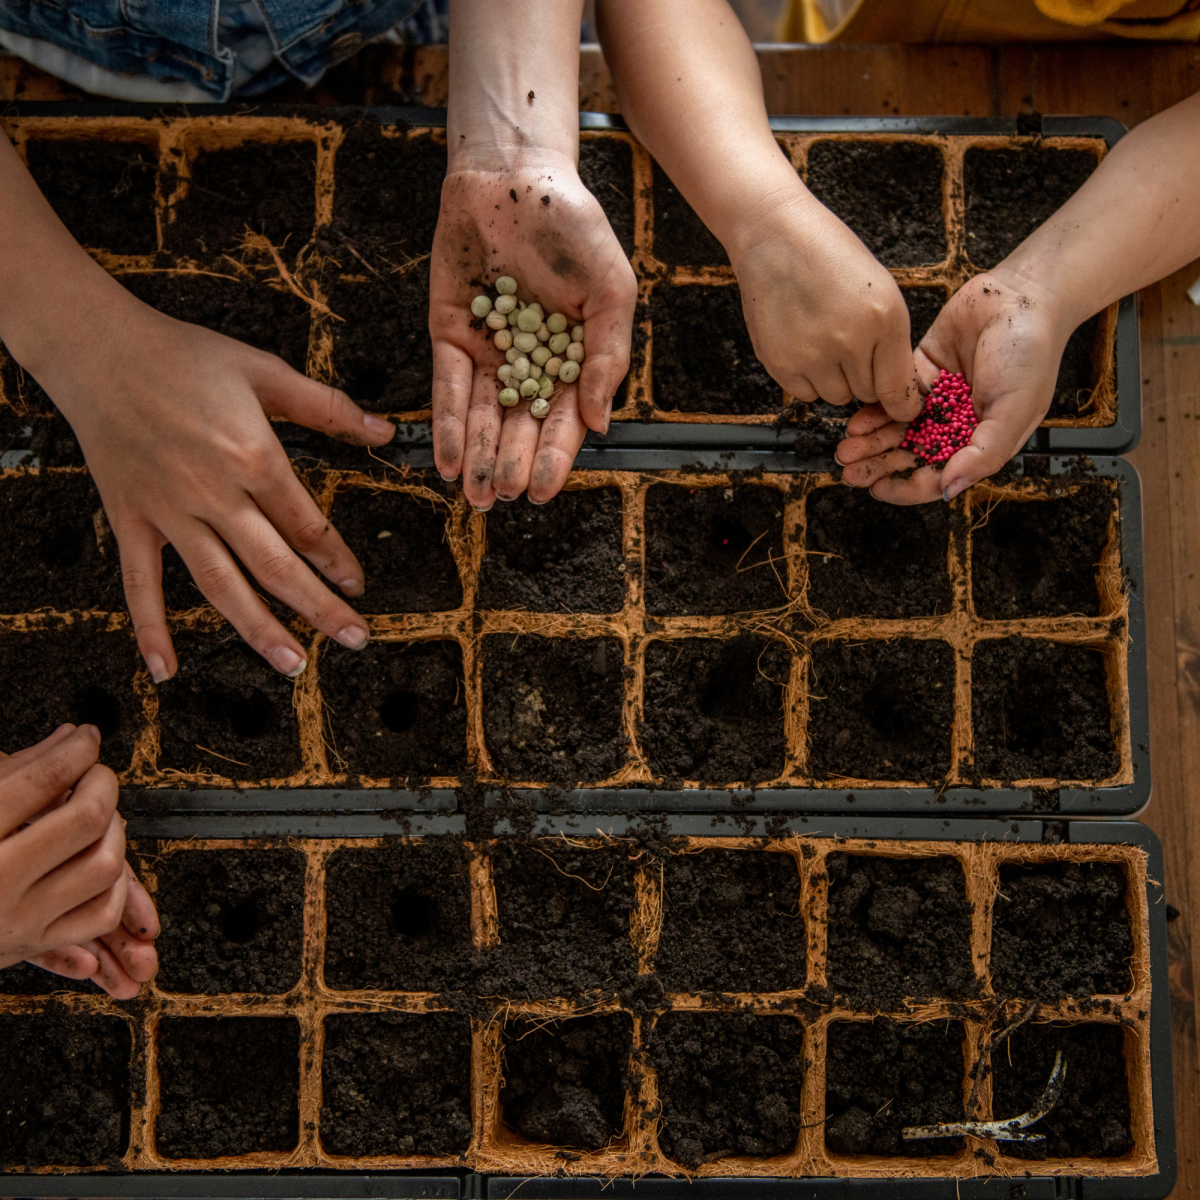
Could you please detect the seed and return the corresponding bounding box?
[531,345,551,366]
[506,346,521,364]
[520,377,540,398]
[512,356,531,381]
[530,397,551,418]
[516,308,542,333]
[485,310,508,331]
[471,295,493,318]
[536,322,551,342]
[547,312,568,334]
[513,330,539,353]
[496,276,518,295]
[538,375,554,400]
[566,342,585,364]
[498,364,513,382]
[494,294,518,315]
[507,310,520,327]
[545,356,563,376]
[494,329,514,351]
[571,325,584,343]
[498,387,520,406]
[529,363,543,380]
[527,303,544,321]
[558,359,581,383]
[548,332,570,355]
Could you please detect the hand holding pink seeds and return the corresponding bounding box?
[899,370,979,468]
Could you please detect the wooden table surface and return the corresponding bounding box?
[3,39,1198,1195]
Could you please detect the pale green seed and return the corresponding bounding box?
[529,363,543,380]
[530,397,551,419]
[495,294,518,315]
[566,342,585,364]
[538,375,554,400]
[547,312,568,334]
[507,310,520,328]
[558,359,581,384]
[506,346,521,364]
[511,356,531,381]
[535,323,550,343]
[494,329,514,351]
[571,325,584,343]
[545,356,563,377]
[527,302,544,321]
[498,387,520,406]
[548,332,570,355]
[520,377,540,399]
[516,308,541,333]
[471,295,493,318]
[513,331,539,353]
[496,276,518,295]
[485,310,508,331]
[531,346,552,366]
[497,364,513,383]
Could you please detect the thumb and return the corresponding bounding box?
[577,270,637,434]
[250,357,395,446]
[940,405,1044,501]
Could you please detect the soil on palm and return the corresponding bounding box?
[580,136,636,257]
[650,161,729,267]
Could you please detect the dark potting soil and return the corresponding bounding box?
[320,639,467,780]
[167,139,317,259]
[902,286,945,348]
[155,631,303,781]
[321,1012,473,1157]
[992,1022,1132,1160]
[0,470,123,612]
[964,145,1098,270]
[1050,312,1105,420]
[481,841,637,999]
[0,374,86,466]
[640,636,789,783]
[824,1020,965,1158]
[806,485,953,619]
[824,853,976,1007]
[323,838,474,992]
[806,140,947,268]
[655,849,806,993]
[502,1014,631,1149]
[991,861,1133,999]
[478,489,624,614]
[971,485,1113,619]
[971,637,1117,782]
[0,960,97,995]
[25,137,158,256]
[648,284,778,415]
[0,1012,131,1168]
[481,635,626,784]
[156,1017,300,1159]
[650,161,729,267]
[808,640,954,782]
[649,1012,804,1168]
[580,136,636,258]
[0,626,141,772]
[153,847,306,995]
[644,484,787,615]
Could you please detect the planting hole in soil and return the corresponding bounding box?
[580,137,636,258]
[650,161,729,267]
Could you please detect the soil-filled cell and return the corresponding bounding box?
[478,489,624,614]
[902,286,944,348]
[650,1013,804,1168]
[502,1015,631,1150]
[991,861,1133,999]
[25,138,158,256]
[993,1023,1132,1160]
[641,636,789,782]
[321,1012,473,1157]
[656,849,805,992]
[481,635,625,784]
[156,632,303,781]
[964,145,1098,269]
[167,139,317,258]
[482,841,637,998]
[0,961,96,994]
[971,637,1117,782]
[648,284,778,414]
[153,848,306,994]
[0,471,123,611]
[157,1017,300,1159]
[0,1013,130,1168]
[0,626,141,772]
[650,161,729,267]
[806,486,952,619]
[321,640,467,780]
[824,1020,965,1158]
[824,853,976,1006]
[324,838,474,992]
[580,136,636,257]
[971,486,1113,619]
[1050,313,1106,420]
[808,640,954,782]
[328,487,461,613]
[645,483,787,615]
[806,141,947,268]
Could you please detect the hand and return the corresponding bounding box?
[429,155,637,508]
[836,271,1068,503]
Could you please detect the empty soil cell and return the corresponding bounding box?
[580,136,636,257]
[152,847,306,995]
[970,637,1118,782]
[477,489,624,614]
[166,139,317,258]
[824,1020,966,1158]
[971,486,1113,619]
[0,626,142,772]
[823,853,976,1007]
[155,631,303,781]
[805,485,953,619]
[323,838,474,993]
[991,861,1133,999]
[992,1022,1132,1160]
[805,140,947,268]
[481,635,625,784]
[650,161,729,267]
[481,841,637,999]
[1050,313,1106,420]
[327,487,462,613]
[807,640,955,782]
[25,137,158,256]
[902,286,944,348]
[649,1012,804,1168]
[648,284,778,415]
[655,849,806,993]
[644,483,787,615]
[156,1016,300,1159]
[0,1012,131,1168]
[964,145,1098,270]
[640,636,789,783]
[321,640,467,780]
[0,960,96,994]
[502,1014,631,1150]
[0,471,123,611]
[321,1012,473,1157]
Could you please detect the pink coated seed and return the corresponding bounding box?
[898,376,978,468]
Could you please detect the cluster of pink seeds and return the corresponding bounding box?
[899,370,979,467]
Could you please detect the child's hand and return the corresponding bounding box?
[429,157,637,509]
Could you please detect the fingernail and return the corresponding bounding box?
[833,449,847,466]
[942,478,970,502]
[339,577,364,597]
[440,471,460,482]
[529,496,549,506]
[269,647,308,677]
[362,413,395,436]
[603,398,613,434]
[83,724,101,744]
[144,653,169,685]
[336,625,369,650]
[471,503,493,514]
[496,493,517,503]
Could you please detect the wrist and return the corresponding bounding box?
[982,255,1088,345]
[720,168,829,271]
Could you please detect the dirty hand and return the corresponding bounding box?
[836,272,1067,503]
[0,723,158,999]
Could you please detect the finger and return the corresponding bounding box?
[0,725,101,839]
[25,945,101,982]
[845,403,895,438]
[870,465,946,505]
[28,795,126,919]
[431,339,476,482]
[251,357,395,446]
[913,345,947,393]
[940,407,1044,502]
[117,518,177,685]
[0,723,79,773]
[39,868,129,953]
[528,387,588,504]
[120,864,161,941]
[841,447,919,489]
[462,368,504,511]
[86,936,144,1000]
[871,331,922,424]
[810,368,855,409]
[788,379,819,405]
[492,403,541,501]
[835,420,907,466]
[577,265,637,433]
